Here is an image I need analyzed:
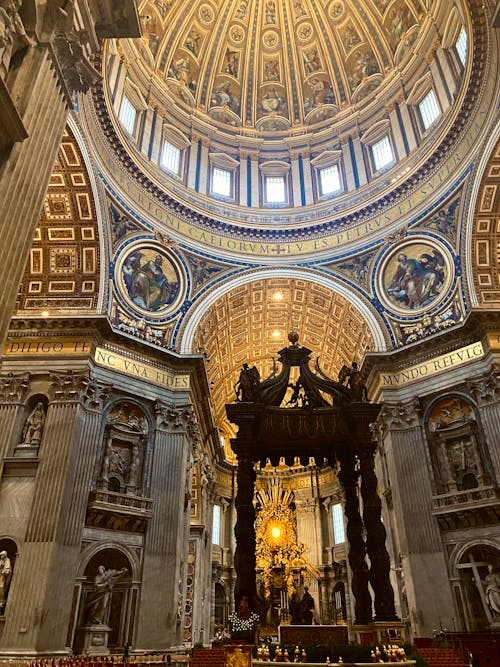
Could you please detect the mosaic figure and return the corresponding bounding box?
[386,247,445,310]
[224,49,239,77]
[122,249,180,312]
[264,57,280,81]
[185,28,201,56]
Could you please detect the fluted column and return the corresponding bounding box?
[135,402,192,650]
[338,451,372,625]
[468,369,500,481]
[377,398,454,636]
[1,370,87,653]
[0,47,68,352]
[0,372,30,458]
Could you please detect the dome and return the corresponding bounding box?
[128,0,427,135]
[91,0,472,234]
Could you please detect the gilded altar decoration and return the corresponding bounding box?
[255,476,318,601]
[115,242,186,320]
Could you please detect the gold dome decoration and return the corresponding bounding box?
[125,0,428,137]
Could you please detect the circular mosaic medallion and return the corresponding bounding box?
[115,242,186,320]
[229,24,245,44]
[198,4,214,25]
[376,238,454,316]
[263,30,279,49]
[296,22,313,43]
[329,1,345,21]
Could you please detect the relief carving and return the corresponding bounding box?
[428,396,489,494]
[99,402,148,495]
[0,371,30,403]
[378,398,421,430]
[0,0,35,81]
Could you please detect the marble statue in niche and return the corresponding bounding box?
[20,401,45,447]
[484,564,500,618]
[85,565,128,624]
[0,550,12,613]
[428,397,489,494]
[99,403,148,495]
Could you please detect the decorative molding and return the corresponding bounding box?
[467,368,500,406]
[378,398,422,430]
[49,370,88,402]
[0,372,30,404]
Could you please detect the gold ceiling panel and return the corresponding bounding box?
[16,127,101,315]
[471,137,500,307]
[193,278,374,440]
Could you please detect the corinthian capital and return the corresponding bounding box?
[154,401,200,444]
[49,370,87,402]
[467,368,500,406]
[378,397,422,430]
[81,377,112,411]
[0,372,30,403]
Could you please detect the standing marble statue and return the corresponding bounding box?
[0,550,12,613]
[484,564,500,618]
[21,402,45,446]
[0,0,34,80]
[85,566,127,625]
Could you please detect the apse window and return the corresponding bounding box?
[319,164,342,197]
[212,167,233,198]
[118,96,137,135]
[332,502,345,545]
[160,141,181,175]
[419,89,441,131]
[212,504,221,545]
[265,175,287,204]
[455,26,467,66]
[371,135,394,172]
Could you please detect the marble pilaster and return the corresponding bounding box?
[0,372,30,459]
[468,369,500,481]
[378,399,455,636]
[0,47,68,353]
[0,371,87,653]
[134,401,192,649]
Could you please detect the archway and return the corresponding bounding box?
[74,547,134,654]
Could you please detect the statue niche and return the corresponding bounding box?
[428,396,490,494]
[99,403,148,495]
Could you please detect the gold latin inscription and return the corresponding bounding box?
[380,342,484,388]
[94,346,190,390]
[4,338,93,355]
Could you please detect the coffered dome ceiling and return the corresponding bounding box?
[130,0,428,134]
[92,0,477,237]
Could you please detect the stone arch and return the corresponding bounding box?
[73,543,140,653]
[447,541,500,631]
[178,266,389,354]
[0,537,18,615]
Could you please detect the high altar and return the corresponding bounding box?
[226,332,404,641]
